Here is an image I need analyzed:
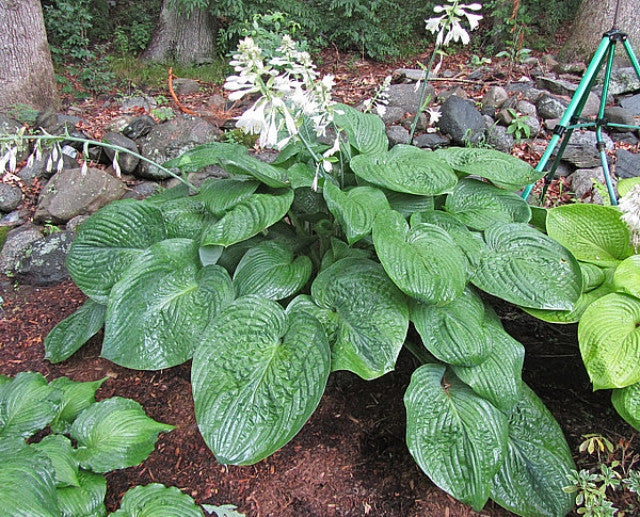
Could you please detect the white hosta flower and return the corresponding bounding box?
[425,0,483,48]
[619,184,640,251]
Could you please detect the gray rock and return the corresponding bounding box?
[535,77,579,97]
[619,94,640,117]
[105,115,134,133]
[35,167,126,223]
[122,181,161,200]
[439,96,486,145]
[380,106,405,125]
[523,115,542,138]
[604,106,637,131]
[0,183,22,213]
[0,209,28,227]
[568,167,616,204]
[560,131,614,168]
[123,116,157,140]
[515,100,537,117]
[413,133,450,149]
[437,86,467,103]
[486,125,515,153]
[536,94,568,119]
[139,116,221,180]
[611,132,640,145]
[0,114,22,135]
[496,108,515,126]
[401,113,428,132]
[120,96,157,112]
[102,132,140,174]
[173,78,201,95]
[602,67,640,96]
[614,149,640,179]
[65,215,90,233]
[387,83,434,114]
[188,166,230,188]
[481,86,508,109]
[386,126,410,146]
[17,155,48,185]
[0,225,42,273]
[15,231,74,285]
[393,68,426,82]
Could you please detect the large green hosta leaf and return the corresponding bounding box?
[612,382,640,431]
[471,223,582,310]
[490,384,575,517]
[103,239,234,370]
[49,377,107,435]
[192,296,330,465]
[156,196,218,240]
[164,142,289,188]
[71,397,174,473]
[66,200,168,303]
[293,258,409,380]
[56,469,107,517]
[201,190,294,247]
[323,181,390,244]
[373,209,467,304]
[546,204,634,267]
[452,314,525,413]
[197,178,259,217]
[111,483,203,517]
[434,147,542,190]
[405,364,508,511]
[385,191,435,217]
[613,255,640,298]
[0,372,60,438]
[32,434,79,488]
[332,103,388,155]
[233,241,311,299]
[444,178,531,230]
[45,299,106,364]
[410,287,490,367]
[0,437,60,517]
[351,145,458,195]
[579,293,640,390]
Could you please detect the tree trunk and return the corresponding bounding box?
[559,0,640,65]
[141,0,217,65]
[0,0,60,111]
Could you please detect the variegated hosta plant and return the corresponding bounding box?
[526,178,640,435]
[46,103,583,516]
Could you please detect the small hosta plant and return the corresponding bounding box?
[43,32,585,517]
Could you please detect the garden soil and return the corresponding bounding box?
[1,276,638,517]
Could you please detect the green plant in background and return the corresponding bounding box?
[150,106,176,122]
[505,109,532,141]
[36,30,589,517]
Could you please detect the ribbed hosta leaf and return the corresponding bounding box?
[410,287,490,366]
[104,239,234,370]
[32,434,79,487]
[332,103,388,154]
[66,200,167,303]
[546,204,634,267]
[319,237,372,270]
[385,191,434,217]
[49,377,107,435]
[197,178,259,216]
[471,223,582,310]
[71,397,174,473]
[111,484,203,517]
[613,255,640,298]
[0,371,60,438]
[444,178,531,230]
[233,241,311,299]
[351,145,458,195]
[163,143,289,188]
[45,299,106,364]
[490,384,575,517]
[0,437,60,516]
[192,296,330,465]
[405,364,508,511]
[373,209,466,304]
[612,382,640,431]
[156,196,217,240]
[56,469,107,517]
[202,190,294,247]
[323,181,390,244]
[452,315,524,412]
[434,147,542,190]
[299,258,409,380]
[579,293,640,390]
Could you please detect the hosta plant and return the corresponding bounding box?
[525,178,640,434]
[0,371,214,516]
[42,98,588,515]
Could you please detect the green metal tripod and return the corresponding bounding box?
[522,28,640,205]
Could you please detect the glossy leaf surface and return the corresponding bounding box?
[56,469,107,517]
[49,377,107,435]
[110,483,203,517]
[32,434,80,488]
[332,103,388,155]
[612,382,640,431]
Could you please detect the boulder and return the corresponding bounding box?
[604,106,637,131]
[35,167,126,223]
[0,183,22,213]
[15,231,74,285]
[386,83,435,114]
[568,167,616,205]
[413,133,450,149]
[102,132,140,174]
[486,125,515,153]
[173,78,201,95]
[0,225,42,273]
[614,149,640,179]
[386,126,410,146]
[603,67,640,96]
[123,115,157,140]
[560,131,614,168]
[536,94,567,119]
[619,94,640,117]
[439,96,486,145]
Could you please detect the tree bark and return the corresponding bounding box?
[141,0,217,65]
[559,0,640,65]
[0,0,60,111]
